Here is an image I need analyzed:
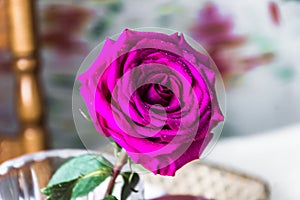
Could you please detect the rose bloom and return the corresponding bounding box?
[79,29,224,176]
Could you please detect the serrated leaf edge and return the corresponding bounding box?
[42,168,112,200]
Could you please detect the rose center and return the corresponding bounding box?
[138,83,173,107]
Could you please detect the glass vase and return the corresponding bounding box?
[0,149,144,200]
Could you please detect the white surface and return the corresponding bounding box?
[207,124,300,200]
[144,182,165,199]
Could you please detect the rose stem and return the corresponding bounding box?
[105,150,128,197]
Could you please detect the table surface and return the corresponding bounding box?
[207,123,300,200]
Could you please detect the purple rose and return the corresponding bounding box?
[79,29,224,176]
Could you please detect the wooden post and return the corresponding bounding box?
[0,0,8,50]
[7,0,47,155]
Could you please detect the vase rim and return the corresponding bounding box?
[0,149,90,175]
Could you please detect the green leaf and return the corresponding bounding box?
[43,154,114,199]
[121,172,140,200]
[48,154,113,186]
[103,195,118,200]
[43,169,111,199]
[41,179,77,200]
[72,169,111,198]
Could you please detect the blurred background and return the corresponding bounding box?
[1,0,299,148]
[0,0,300,199]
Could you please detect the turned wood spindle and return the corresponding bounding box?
[0,0,47,162]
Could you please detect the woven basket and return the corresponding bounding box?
[144,161,270,200]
